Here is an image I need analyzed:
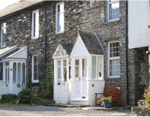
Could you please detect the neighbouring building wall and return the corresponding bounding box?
[128,47,148,105]
[128,0,150,49]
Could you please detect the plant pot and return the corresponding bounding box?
[105,103,112,108]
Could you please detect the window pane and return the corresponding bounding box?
[109,59,120,77]
[22,63,25,84]
[56,3,64,33]
[13,63,16,84]
[92,56,96,79]
[97,57,102,78]
[110,42,119,57]
[82,59,87,77]
[75,60,79,78]
[33,56,38,80]
[109,2,119,20]
[5,69,7,83]
[1,23,6,47]
[17,63,21,84]
[58,67,61,79]
[63,60,67,82]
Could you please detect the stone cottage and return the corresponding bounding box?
[0,0,148,106]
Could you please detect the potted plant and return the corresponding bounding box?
[101,96,112,108]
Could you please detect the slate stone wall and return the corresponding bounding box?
[0,0,146,105]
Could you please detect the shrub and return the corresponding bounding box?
[41,67,53,99]
[0,94,17,104]
[17,88,31,103]
[31,97,44,104]
[143,85,150,109]
[1,94,17,101]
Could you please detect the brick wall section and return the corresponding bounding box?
[0,0,145,105]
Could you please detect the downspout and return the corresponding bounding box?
[44,4,47,72]
[126,0,129,105]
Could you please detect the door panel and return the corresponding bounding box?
[73,58,88,99]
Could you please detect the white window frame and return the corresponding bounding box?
[107,0,120,22]
[31,9,39,39]
[56,2,64,34]
[108,41,120,78]
[1,22,6,47]
[91,56,103,80]
[56,59,68,82]
[32,54,39,83]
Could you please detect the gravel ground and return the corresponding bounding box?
[0,105,132,116]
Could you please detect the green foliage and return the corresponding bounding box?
[143,85,150,109]
[0,94,17,104]
[101,96,112,106]
[17,88,31,103]
[41,67,53,99]
[1,94,17,100]
[31,97,44,104]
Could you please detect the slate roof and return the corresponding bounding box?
[0,0,44,19]
[6,46,27,59]
[61,43,74,55]
[0,46,18,58]
[79,31,104,55]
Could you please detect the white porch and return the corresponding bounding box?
[53,31,105,106]
[0,46,27,95]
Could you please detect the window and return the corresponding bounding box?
[108,41,120,78]
[56,2,64,34]
[32,55,39,83]
[92,56,103,79]
[57,60,61,80]
[13,63,16,84]
[32,10,39,39]
[17,63,21,84]
[108,0,119,21]
[75,59,79,78]
[1,23,6,47]
[82,59,87,77]
[63,60,67,82]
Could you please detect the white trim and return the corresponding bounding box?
[107,0,120,22]
[1,22,6,47]
[56,2,64,34]
[53,55,69,59]
[31,9,39,39]
[108,41,120,78]
[32,54,39,83]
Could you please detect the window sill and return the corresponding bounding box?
[104,77,121,80]
[104,19,120,25]
[31,37,39,40]
[56,31,64,35]
[32,80,39,83]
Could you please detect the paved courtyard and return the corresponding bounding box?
[0,104,132,116]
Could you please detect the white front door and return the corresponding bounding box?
[74,58,87,99]
[56,59,68,104]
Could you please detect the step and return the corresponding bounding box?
[44,104,90,108]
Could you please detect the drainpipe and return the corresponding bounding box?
[126,0,129,105]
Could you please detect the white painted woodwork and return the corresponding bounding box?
[128,0,150,49]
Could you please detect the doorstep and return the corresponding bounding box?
[82,105,132,111]
[44,104,90,108]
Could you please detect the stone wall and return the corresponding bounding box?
[0,0,129,104]
[128,47,148,105]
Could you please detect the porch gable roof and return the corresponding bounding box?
[79,31,104,55]
[0,46,18,59]
[53,43,74,58]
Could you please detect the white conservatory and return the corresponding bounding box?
[0,46,27,95]
[53,31,105,106]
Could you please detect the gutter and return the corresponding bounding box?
[126,0,129,105]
